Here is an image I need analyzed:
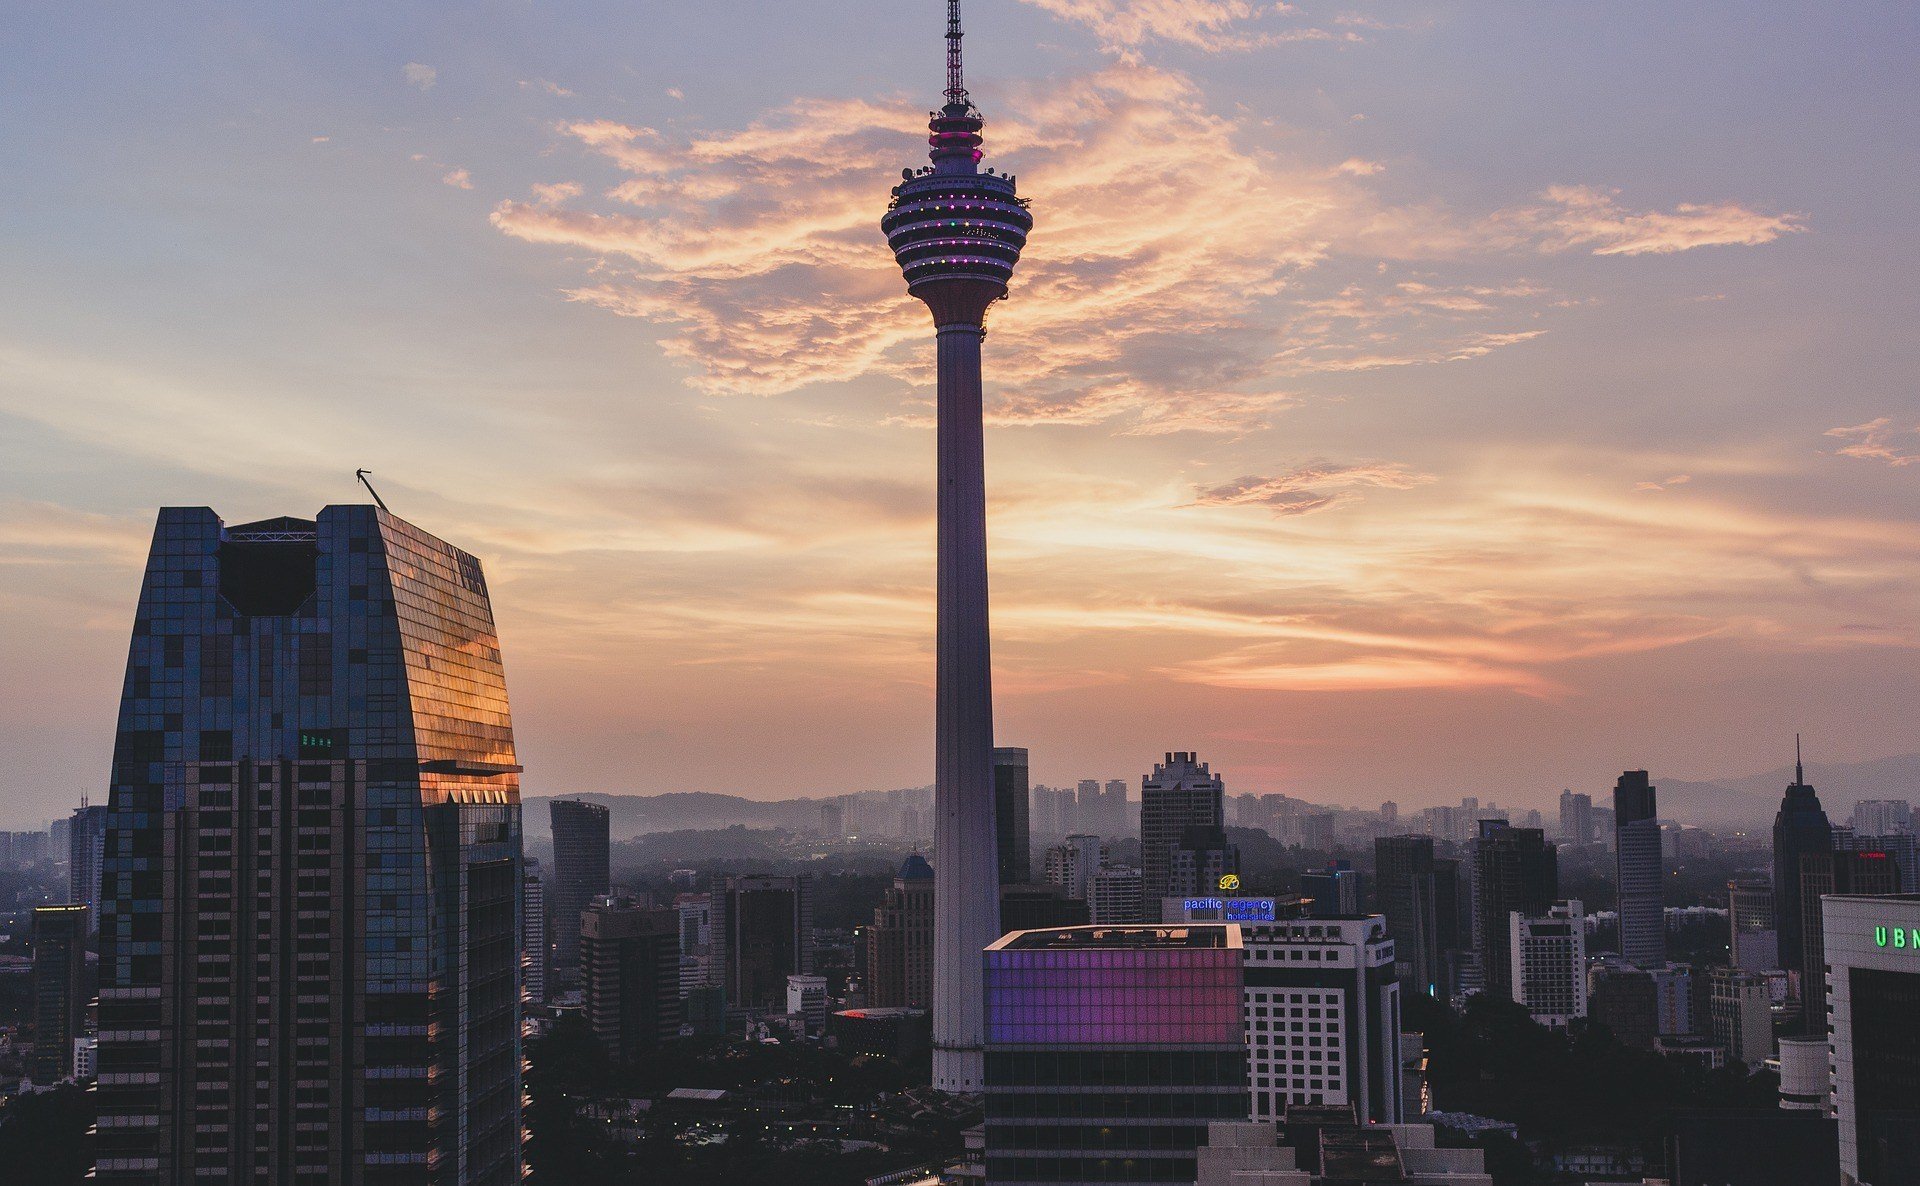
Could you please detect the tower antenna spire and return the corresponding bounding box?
[1796,733,1804,785]
[945,0,969,110]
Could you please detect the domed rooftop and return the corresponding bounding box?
[899,853,934,881]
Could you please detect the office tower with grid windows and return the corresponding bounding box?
[1510,901,1587,1029]
[549,798,610,986]
[868,854,937,1009]
[580,898,682,1061]
[1141,752,1227,920]
[1614,770,1666,967]
[1240,916,1402,1125]
[521,857,548,1008]
[68,802,108,934]
[1823,894,1920,1186]
[1375,836,1441,995]
[1728,879,1778,972]
[1471,821,1558,1002]
[92,505,523,1184]
[31,903,89,1084]
[711,873,814,1011]
[993,747,1032,885]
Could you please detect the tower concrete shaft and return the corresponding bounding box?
[881,0,1032,1094]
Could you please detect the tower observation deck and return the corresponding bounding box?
[881,0,1032,1094]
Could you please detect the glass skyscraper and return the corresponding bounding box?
[93,506,523,1184]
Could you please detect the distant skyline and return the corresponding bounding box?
[4,3,1919,827]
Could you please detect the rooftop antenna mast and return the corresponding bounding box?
[355,468,391,513]
[946,0,970,110]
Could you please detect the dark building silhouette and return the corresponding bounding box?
[1590,963,1660,1049]
[1302,859,1362,918]
[1558,789,1595,845]
[992,746,1031,885]
[1165,823,1240,899]
[1376,836,1460,995]
[581,899,682,1061]
[712,874,813,1011]
[549,798,611,985]
[868,853,935,1008]
[1799,851,1899,1028]
[1139,752,1225,920]
[1615,770,1666,967]
[94,506,523,1184]
[999,881,1091,933]
[1667,1110,1838,1186]
[1472,821,1559,1001]
[1773,742,1834,984]
[30,903,88,1083]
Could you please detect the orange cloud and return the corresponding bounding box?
[1827,418,1920,467]
[1187,461,1435,515]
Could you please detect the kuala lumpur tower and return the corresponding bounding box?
[882,0,1033,1093]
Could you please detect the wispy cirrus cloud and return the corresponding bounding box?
[1015,0,1351,54]
[402,62,437,91]
[1827,418,1920,467]
[1187,460,1435,515]
[1502,185,1805,256]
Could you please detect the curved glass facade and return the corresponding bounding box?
[94,505,522,1185]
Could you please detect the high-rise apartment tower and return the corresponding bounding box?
[882,0,1033,1093]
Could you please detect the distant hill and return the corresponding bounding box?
[523,788,930,841]
[523,792,815,840]
[1657,753,1920,831]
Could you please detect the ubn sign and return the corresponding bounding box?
[1874,926,1920,950]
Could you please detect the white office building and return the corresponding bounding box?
[1241,915,1403,1124]
[1089,866,1144,924]
[1042,833,1104,901]
[1510,901,1587,1029]
[786,973,828,1037]
[1824,894,1920,1186]
[1851,800,1913,838]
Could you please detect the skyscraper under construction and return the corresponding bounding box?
[93,506,523,1184]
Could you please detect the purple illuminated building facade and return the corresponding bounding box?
[983,926,1249,1184]
[883,0,1033,1093]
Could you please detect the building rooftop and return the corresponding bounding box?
[990,924,1240,951]
[898,852,934,881]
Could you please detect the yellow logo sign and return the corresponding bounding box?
[1218,874,1241,892]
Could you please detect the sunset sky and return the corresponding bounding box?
[4,2,1917,827]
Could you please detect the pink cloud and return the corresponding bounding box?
[1504,185,1805,256]
[1827,418,1920,467]
[1186,460,1435,515]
